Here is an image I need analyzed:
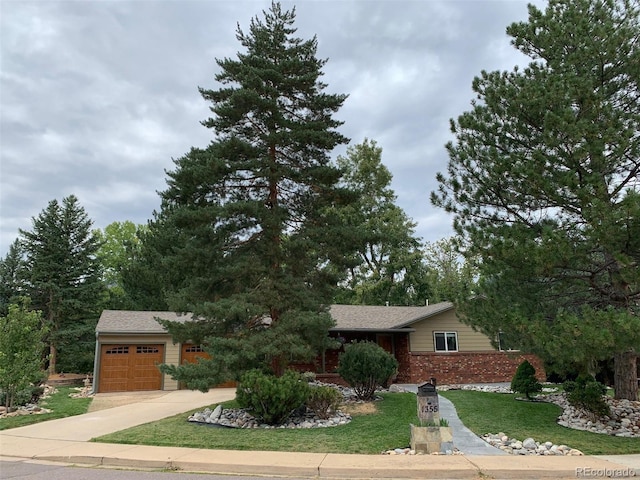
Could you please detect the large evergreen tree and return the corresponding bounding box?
[432,0,640,399]
[0,240,27,316]
[20,195,104,374]
[333,139,429,306]
[157,2,352,389]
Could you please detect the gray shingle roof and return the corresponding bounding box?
[96,302,454,334]
[329,302,454,331]
[96,310,193,333]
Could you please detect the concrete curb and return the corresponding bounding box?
[2,440,636,479]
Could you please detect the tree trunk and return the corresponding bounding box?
[614,350,638,400]
[48,344,57,376]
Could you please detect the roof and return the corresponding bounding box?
[329,302,454,331]
[96,302,455,334]
[96,310,193,334]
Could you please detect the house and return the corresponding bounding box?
[92,302,544,393]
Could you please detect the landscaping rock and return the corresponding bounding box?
[549,393,640,438]
[482,434,583,456]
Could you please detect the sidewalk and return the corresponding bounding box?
[1,388,638,479]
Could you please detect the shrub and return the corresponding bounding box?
[336,341,398,401]
[510,360,542,400]
[563,374,610,419]
[306,386,342,419]
[236,369,310,425]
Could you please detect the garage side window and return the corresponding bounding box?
[137,346,159,354]
[185,345,204,353]
[106,346,129,354]
[433,332,458,352]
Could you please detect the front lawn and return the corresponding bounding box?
[440,390,640,455]
[14,387,636,456]
[94,392,419,454]
[0,387,93,431]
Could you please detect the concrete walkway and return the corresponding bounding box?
[398,384,507,455]
[1,388,638,479]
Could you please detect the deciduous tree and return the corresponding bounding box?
[0,299,47,412]
[333,139,429,306]
[432,0,640,399]
[95,221,150,309]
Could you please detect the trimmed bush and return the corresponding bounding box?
[236,369,310,425]
[306,386,342,419]
[563,374,610,419]
[336,341,398,401]
[510,360,542,400]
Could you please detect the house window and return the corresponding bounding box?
[434,332,458,352]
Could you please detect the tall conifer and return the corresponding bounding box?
[157,2,352,388]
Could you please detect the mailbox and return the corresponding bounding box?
[417,381,439,424]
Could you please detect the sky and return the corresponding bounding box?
[0,0,545,257]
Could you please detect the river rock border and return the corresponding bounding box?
[188,382,358,429]
[188,404,351,429]
[482,433,583,456]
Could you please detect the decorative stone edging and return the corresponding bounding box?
[482,433,584,456]
[188,405,351,429]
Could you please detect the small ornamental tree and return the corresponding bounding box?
[563,374,611,419]
[510,360,542,400]
[337,341,398,401]
[0,300,48,412]
[235,369,310,425]
[306,385,342,419]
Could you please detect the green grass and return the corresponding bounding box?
[0,387,93,431]
[94,393,419,454]
[440,390,640,455]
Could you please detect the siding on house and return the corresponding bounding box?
[97,333,180,391]
[409,308,494,352]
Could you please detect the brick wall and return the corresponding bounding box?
[408,352,545,385]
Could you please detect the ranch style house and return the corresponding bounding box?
[93,302,544,393]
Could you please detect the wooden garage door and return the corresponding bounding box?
[181,344,236,388]
[99,344,163,393]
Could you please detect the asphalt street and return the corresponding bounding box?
[0,459,281,480]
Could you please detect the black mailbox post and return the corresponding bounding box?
[417,381,439,424]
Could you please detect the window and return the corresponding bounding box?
[105,346,128,355]
[434,332,458,352]
[185,345,204,353]
[498,331,519,352]
[136,346,159,354]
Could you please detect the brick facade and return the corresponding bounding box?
[407,351,545,385]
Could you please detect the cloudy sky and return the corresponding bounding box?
[1,0,545,256]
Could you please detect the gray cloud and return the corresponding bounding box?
[1,0,542,254]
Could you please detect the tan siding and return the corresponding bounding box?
[97,333,179,391]
[409,309,495,352]
[164,342,180,390]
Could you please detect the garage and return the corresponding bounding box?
[98,344,164,393]
[181,343,237,388]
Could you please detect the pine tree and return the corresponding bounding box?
[20,195,104,374]
[432,0,640,399]
[157,2,352,388]
[0,240,27,316]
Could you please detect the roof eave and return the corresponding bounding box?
[329,328,416,333]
